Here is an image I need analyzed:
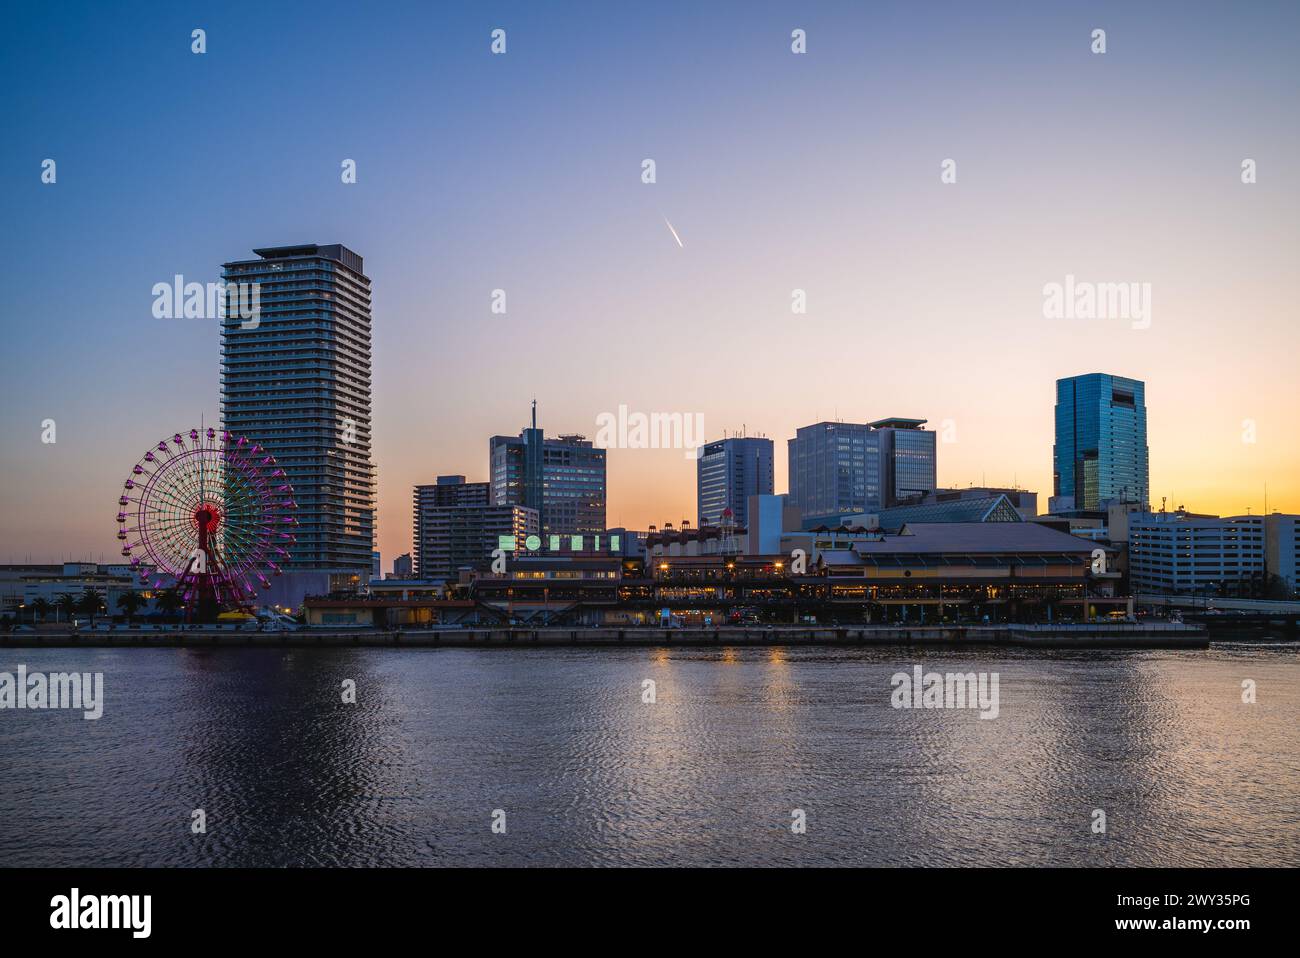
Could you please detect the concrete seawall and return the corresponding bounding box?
[0,624,1210,649]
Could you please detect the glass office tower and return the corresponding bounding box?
[696,436,775,528]
[489,403,607,536]
[220,244,375,575]
[870,418,937,505]
[788,422,880,520]
[789,418,935,521]
[1053,373,1149,510]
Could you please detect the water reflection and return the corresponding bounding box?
[0,644,1296,866]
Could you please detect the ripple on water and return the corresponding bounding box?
[0,644,1297,866]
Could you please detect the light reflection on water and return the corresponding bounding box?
[1,644,1297,867]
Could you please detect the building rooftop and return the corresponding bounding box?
[803,494,1024,532]
[876,495,1024,527]
[225,243,365,274]
[852,522,1097,555]
[866,417,927,429]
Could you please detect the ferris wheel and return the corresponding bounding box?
[116,427,297,617]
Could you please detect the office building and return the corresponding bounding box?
[789,418,937,524]
[1128,511,1265,595]
[788,422,880,521]
[696,436,774,528]
[489,403,606,536]
[1053,373,1149,511]
[221,244,375,583]
[870,418,938,505]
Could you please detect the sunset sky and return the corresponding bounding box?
[2,1,1297,566]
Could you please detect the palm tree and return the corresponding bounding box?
[77,588,105,627]
[30,597,51,624]
[116,590,145,624]
[54,592,78,624]
[155,590,183,620]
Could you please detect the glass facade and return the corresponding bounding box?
[788,423,881,519]
[1053,373,1149,510]
[789,419,935,519]
[879,425,937,503]
[220,244,375,572]
[874,495,1023,528]
[696,437,774,528]
[489,426,606,537]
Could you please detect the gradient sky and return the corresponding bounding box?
[2,1,1298,566]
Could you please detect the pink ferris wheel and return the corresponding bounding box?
[116,427,297,617]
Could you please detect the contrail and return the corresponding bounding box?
[663,216,684,248]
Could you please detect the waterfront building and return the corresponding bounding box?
[807,522,1122,622]
[0,562,154,620]
[221,243,376,592]
[391,553,413,579]
[324,517,1128,628]
[1128,511,1265,596]
[696,436,774,528]
[1053,373,1149,511]
[487,521,1118,625]
[648,521,748,559]
[489,404,606,536]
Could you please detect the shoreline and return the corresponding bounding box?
[0,623,1214,650]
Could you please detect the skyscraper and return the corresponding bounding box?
[414,475,490,511]
[870,418,938,506]
[1053,373,1149,510]
[696,436,774,528]
[788,418,936,523]
[221,244,375,580]
[412,476,493,577]
[788,422,880,520]
[489,403,606,536]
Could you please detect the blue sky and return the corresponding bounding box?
[2,1,1298,563]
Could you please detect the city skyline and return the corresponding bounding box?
[3,2,1299,566]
